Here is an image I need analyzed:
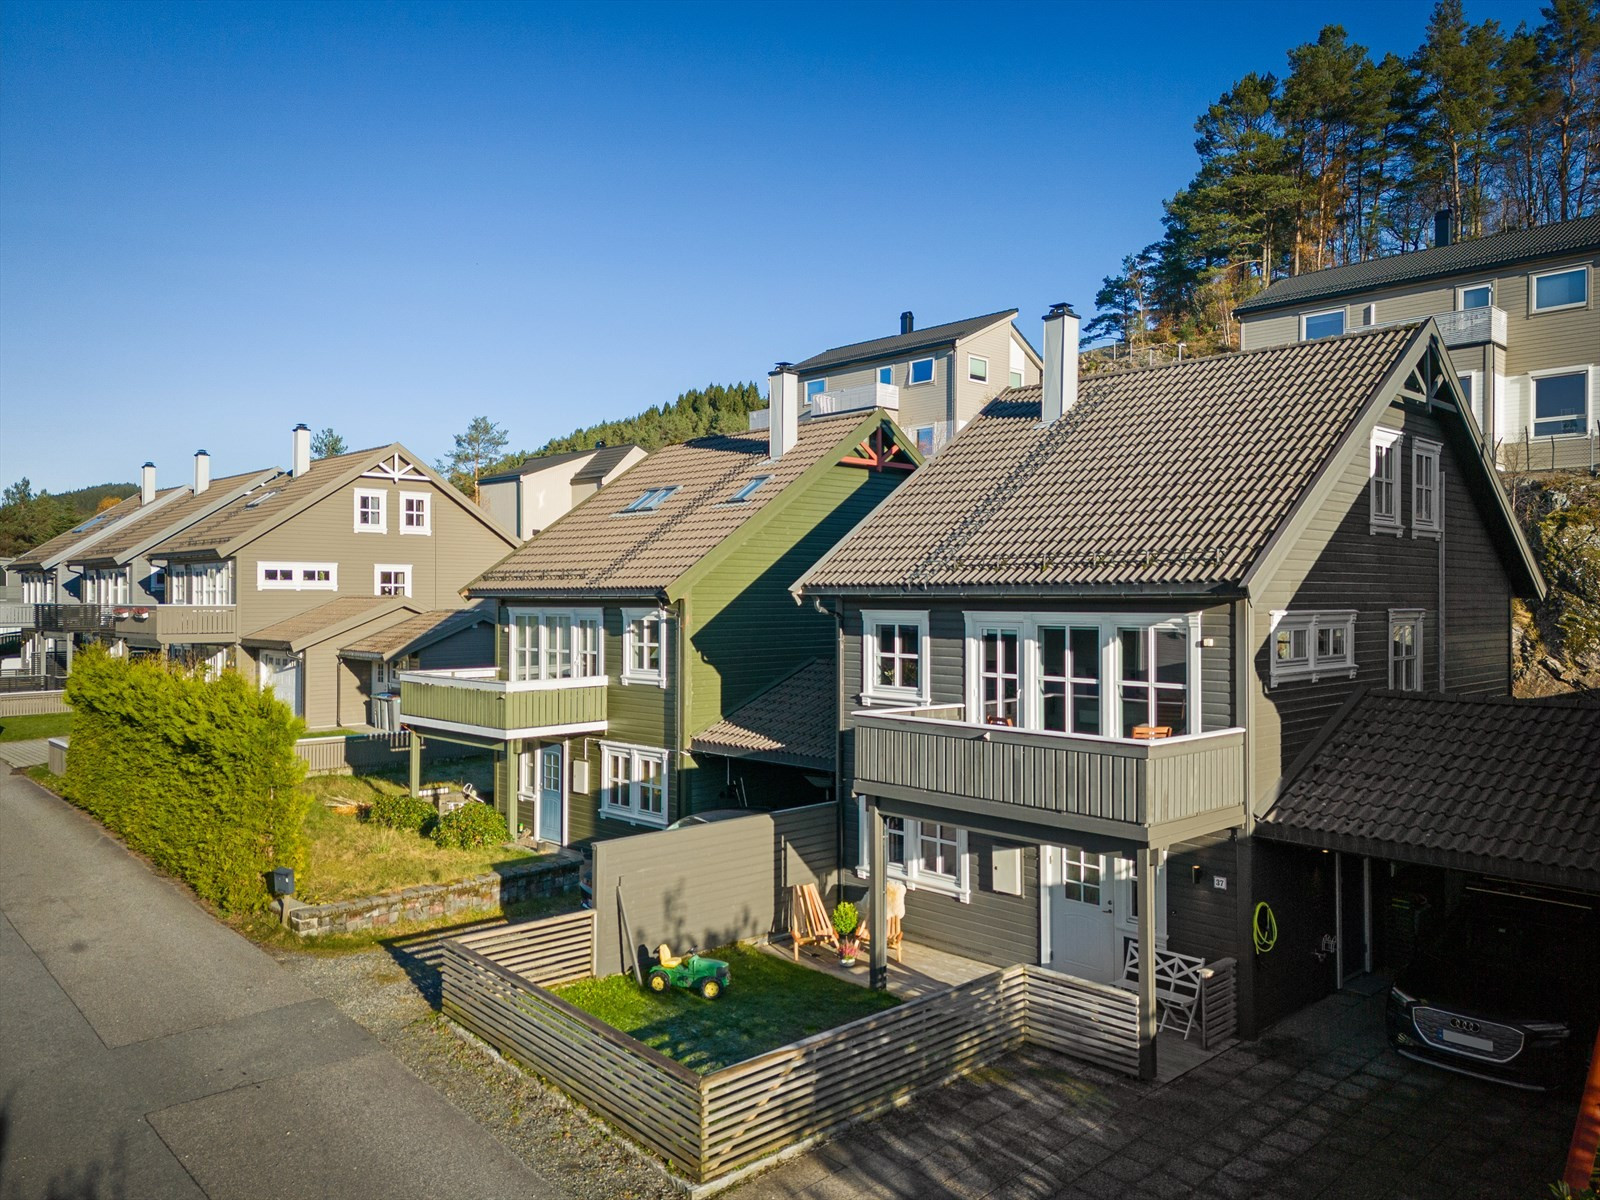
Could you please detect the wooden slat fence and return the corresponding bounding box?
[0,689,69,716]
[453,909,596,985]
[1200,956,1238,1049]
[1020,966,1141,1076]
[295,733,410,775]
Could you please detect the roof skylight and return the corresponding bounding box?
[727,475,772,504]
[620,486,679,514]
[244,489,281,509]
[69,513,113,535]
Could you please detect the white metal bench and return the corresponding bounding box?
[1114,942,1207,1040]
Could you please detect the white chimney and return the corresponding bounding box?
[193,450,210,495]
[768,365,799,460]
[292,423,311,477]
[1040,302,1080,425]
[140,462,157,505]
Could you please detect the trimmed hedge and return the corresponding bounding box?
[63,648,309,913]
[432,802,507,850]
[368,793,437,835]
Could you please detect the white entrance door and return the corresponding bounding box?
[1044,845,1116,981]
[1111,851,1169,967]
[538,744,564,844]
[258,650,301,717]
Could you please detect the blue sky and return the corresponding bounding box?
[1,0,1547,491]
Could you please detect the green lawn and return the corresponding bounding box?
[0,712,71,743]
[298,775,535,904]
[552,944,901,1073]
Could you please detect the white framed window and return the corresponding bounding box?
[507,608,604,682]
[399,491,431,535]
[861,610,928,703]
[601,742,669,827]
[913,425,935,457]
[1411,437,1443,537]
[622,608,666,686]
[21,573,55,604]
[973,619,1023,725]
[855,798,971,901]
[1457,282,1493,310]
[1370,427,1403,535]
[1458,370,1481,422]
[354,488,386,533]
[619,486,678,514]
[1061,845,1103,906]
[909,357,935,386]
[170,561,234,605]
[1270,610,1357,684]
[1531,367,1591,438]
[1389,610,1424,692]
[967,354,989,383]
[86,568,131,605]
[1529,264,1588,314]
[1008,369,1024,388]
[726,475,771,504]
[1360,302,1377,326]
[1301,308,1346,340]
[1039,624,1103,735]
[257,562,337,591]
[374,564,411,597]
[877,366,893,385]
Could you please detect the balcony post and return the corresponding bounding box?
[1137,845,1159,1081]
[408,733,423,798]
[500,744,519,840]
[868,798,888,991]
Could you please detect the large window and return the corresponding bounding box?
[1389,610,1424,691]
[508,608,603,682]
[1301,309,1346,340]
[622,608,666,686]
[1530,265,1588,314]
[855,799,970,901]
[1412,438,1443,537]
[85,568,131,605]
[861,610,927,703]
[1118,625,1189,737]
[21,573,55,604]
[976,624,1021,725]
[258,562,337,591]
[1270,610,1357,685]
[1039,625,1101,735]
[601,743,668,827]
[1533,369,1590,438]
[170,562,234,605]
[1370,428,1402,535]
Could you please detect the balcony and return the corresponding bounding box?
[105,604,239,643]
[852,705,1246,845]
[809,382,900,416]
[1429,306,1506,348]
[0,602,39,630]
[398,667,608,739]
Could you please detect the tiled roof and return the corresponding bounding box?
[68,471,275,565]
[690,660,836,771]
[481,443,643,486]
[801,325,1418,593]
[11,491,168,570]
[243,596,411,650]
[789,310,1020,374]
[1234,215,1600,315]
[572,443,642,483]
[339,605,491,661]
[470,412,885,598]
[1259,691,1600,891]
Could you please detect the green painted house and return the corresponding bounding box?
[397,401,917,845]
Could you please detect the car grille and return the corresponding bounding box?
[1410,1006,1525,1063]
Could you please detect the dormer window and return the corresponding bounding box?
[620,486,678,514]
[1301,309,1346,340]
[726,476,771,504]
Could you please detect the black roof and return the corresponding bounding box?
[1234,216,1600,316]
[1259,691,1600,892]
[789,310,1021,375]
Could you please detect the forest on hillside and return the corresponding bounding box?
[0,480,136,557]
[1083,0,1600,357]
[514,382,766,459]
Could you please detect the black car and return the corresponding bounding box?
[1386,882,1599,1091]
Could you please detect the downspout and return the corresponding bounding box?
[674,595,690,820]
[1233,595,1260,1039]
[1438,464,1447,692]
[829,596,847,903]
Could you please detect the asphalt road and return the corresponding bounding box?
[0,769,563,1200]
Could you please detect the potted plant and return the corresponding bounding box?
[833,901,860,966]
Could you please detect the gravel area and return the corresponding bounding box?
[271,928,679,1200]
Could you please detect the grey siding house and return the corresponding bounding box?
[478,443,646,540]
[1236,214,1600,473]
[797,309,1543,1065]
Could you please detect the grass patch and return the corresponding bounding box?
[552,944,901,1073]
[0,712,71,742]
[24,763,66,793]
[232,890,580,955]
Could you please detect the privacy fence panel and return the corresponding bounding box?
[453,909,595,985]
[294,732,480,775]
[1200,957,1238,1049]
[1020,966,1141,1076]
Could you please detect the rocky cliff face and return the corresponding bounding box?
[1510,472,1600,699]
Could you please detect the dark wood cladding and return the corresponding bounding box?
[1164,833,1241,964]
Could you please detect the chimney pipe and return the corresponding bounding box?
[193,450,210,495]
[140,463,157,506]
[1040,302,1080,425]
[900,311,914,336]
[768,364,799,461]
[292,424,311,477]
[1434,209,1452,248]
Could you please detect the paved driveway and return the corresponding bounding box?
[737,984,1574,1199]
[0,770,563,1200]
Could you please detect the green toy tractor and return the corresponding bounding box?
[647,944,731,1000]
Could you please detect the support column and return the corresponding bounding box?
[1137,845,1159,1081]
[408,732,423,798]
[868,799,888,991]
[503,743,520,840]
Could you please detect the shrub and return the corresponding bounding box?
[832,901,859,938]
[62,647,308,913]
[368,793,438,836]
[432,801,507,850]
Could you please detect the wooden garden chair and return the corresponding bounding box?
[787,883,838,961]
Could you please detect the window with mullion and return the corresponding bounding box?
[876,623,920,694]
[918,823,959,879]
[1117,626,1188,736]
[979,627,1020,725]
[1040,625,1101,735]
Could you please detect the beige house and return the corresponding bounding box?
[1235,214,1600,472]
[750,310,1042,457]
[477,443,645,540]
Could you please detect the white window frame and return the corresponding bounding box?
[399,490,431,535]
[961,612,1202,738]
[877,365,893,385]
[374,564,412,598]
[1530,365,1592,439]
[507,607,605,682]
[805,378,827,400]
[619,486,678,514]
[1269,610,1357,685]
[908,357,935,386]
[1370,427,1403,536]
[1300,308,1346,340]
[257,561,338,591]
[621,607,667,687]
[1528,264,1589,315]
[726,475,771,504]
[1388,609,1424,692]
[854,797,971,902]
[1360,302,1377,326]
[1008,369,1024,388]
[913,425,936,457]
[1458,370,1482,423]
[171,561,234,606]
[860,609,930,704]
[21,573,55,604]
[967,354,989,383]
[1411,437,1443,538]
[1456,282,1493,311]
[354,488,387,533]
[600,741,669,828]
